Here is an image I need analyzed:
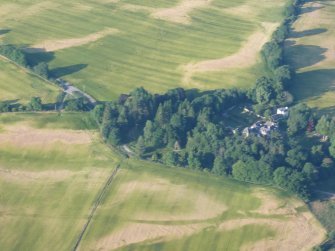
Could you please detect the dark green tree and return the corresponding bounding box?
[162,151,179,166]
[33,62,49,78]
[27,97,42,111]
[287,104,311,135]
[212,156,229,176]
[136,136,146,158]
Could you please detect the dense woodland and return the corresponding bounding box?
[93,86,335,200]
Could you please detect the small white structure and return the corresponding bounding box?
[277,107,289,116]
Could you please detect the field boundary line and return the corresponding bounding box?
[71,163,121,251]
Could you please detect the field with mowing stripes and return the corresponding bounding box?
[0,0,287,100]
[0,113,326,251]
[286,0,335,111]
[0,113,120,251]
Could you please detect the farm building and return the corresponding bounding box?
[277,107,289,116]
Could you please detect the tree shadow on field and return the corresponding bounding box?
[50,64,88,78]
[290,28,327,38]
[289,69,335,104]
[299,5,324,15]
[316,106,335,117]
[25,50,55,67]
[284,42,327,70]
[0,29,11,36]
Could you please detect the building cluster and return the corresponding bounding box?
[242,107,289,137]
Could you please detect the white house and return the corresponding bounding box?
[277,107,289,116]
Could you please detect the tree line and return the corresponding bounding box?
[0,44,50,79]
[0,93,92,113]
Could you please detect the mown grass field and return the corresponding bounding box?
[0,58,59,103]
[79,159,325,251]
[286,0,335,110]
[0,113,325,251]
[0,0,287,100]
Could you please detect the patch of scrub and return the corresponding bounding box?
[25,28,120,53]
[182,22,278,85]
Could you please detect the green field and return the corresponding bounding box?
[0,113,120,250]
[0,1,331,250]
[0,0,287,100]
[0,113,325,251]
[286,0,335,110]
[0,58,59,103]
[80,159,325,251]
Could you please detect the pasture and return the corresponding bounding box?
[0,113,120,251]
[0,0,287,100]
[79,159,325,251]
[286,0,335,110]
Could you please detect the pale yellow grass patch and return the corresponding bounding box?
[93,184,325,251]
[94,222,206,251]
[0,168,76,183]
[0,167,110,186]
[218,215,325,251]
[221,4,255,18]
[221,0,285,18]
[182,22,278,85]
[294,2,325,29]
[96,0,120,3]
[115,178,227,221]
[25,28,119,53]
[0,125,93,147]
[72,3,93,12]
[0,2,59,23]
[152,0,212,24]
[291,1,335,67]
[243,213,325,251]
[218,189,326,251]
[121,4,154,13]
[120,0,212,24]
[251,188,295,215]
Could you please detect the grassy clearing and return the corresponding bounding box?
[286,0,335,110]
[0,58,59,103]
[0,0,287,100]
[79,159,325,251]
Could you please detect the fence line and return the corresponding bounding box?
[71,164,121,251]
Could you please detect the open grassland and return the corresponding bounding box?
[285,0,335,110]
[0,0,287,100]
[79,159,325,251]
[0,113,120,251]
[0,57,59,103]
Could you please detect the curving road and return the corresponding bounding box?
[56,79,97,105]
